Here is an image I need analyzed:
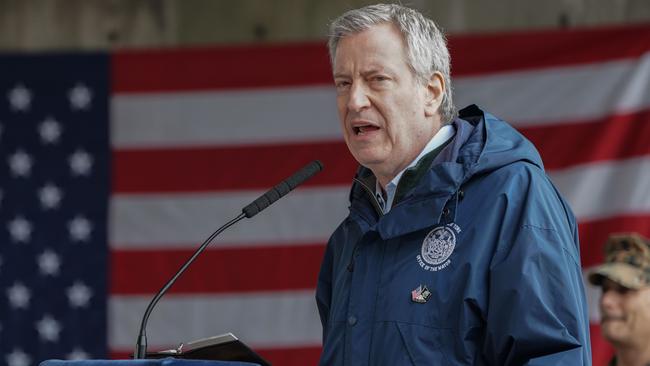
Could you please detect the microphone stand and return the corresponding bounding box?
[132,160,323,359]
[134,213,246,359]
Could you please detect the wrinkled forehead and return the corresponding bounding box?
[330,20,404,56]
[332,24,409,72]
[330,22,406,66]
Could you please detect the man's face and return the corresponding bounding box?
[599,278,650,347]
[332,23,444,185]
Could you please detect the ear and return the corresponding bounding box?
[424,71,445,118]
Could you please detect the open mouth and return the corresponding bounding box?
[353,125,380,135]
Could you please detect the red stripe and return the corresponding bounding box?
[114,331,609,366]
[579,215,650,268]
[113,141,357,193]
[109,215,650,294]
[112,24,650,93]
[519,108,650,171]
[257,346,321,366]
[109,351,130,359]
[110,346,322,366]
[110,243,325,294]
[112,42,332,93]
[113,109,649,193]
[450,23,650,76]
[589,323,615,366]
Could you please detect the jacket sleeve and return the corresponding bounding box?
[482,223,591,365]
[316,239,334,340]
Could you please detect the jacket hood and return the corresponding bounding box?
[453,104,543,179]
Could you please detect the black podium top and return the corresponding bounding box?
[40,358,260,366]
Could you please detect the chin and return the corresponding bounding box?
[602,326,630,344]
[351,152,384,169]
[357,158,386,173]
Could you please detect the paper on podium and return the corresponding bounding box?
[146,333,270,366]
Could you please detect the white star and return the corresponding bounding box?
[8,84,32,112]
[6,349,31,366]
[68,149,93,176]
[8,150,33,177]
[7,216,32,243]
[67,348,90,360]
[36,314,61,342]
[7,282,30,309]
[69,83,92,110]
[68,215,92,242]
[67,281,92,308]
[38,250,61,276]
[39,117,62,144]
[39,183,63,209]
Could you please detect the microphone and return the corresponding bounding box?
[243,160,323,218]
[133,160,323,359]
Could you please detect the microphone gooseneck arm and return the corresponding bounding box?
[134,212,246,359]
[133,160,323,359]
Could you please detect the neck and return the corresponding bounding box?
[616,344,650,366]
[375,172,397,191]
[371,119,453,189]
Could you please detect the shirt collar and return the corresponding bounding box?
[376,124,455,213]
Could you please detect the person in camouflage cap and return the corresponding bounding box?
[588,233,650,366]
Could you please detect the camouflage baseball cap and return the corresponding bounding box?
[588,233,650,289]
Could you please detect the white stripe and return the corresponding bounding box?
[108,290,321,349]
[454,53,650,127]
[111,54,650,149]
[111,86,341,148]
[110,157,650,248]
[582,268,602,323]
[109,186,349,248]
[549,156,650,221]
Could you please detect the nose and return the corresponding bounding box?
[347,82,370,112]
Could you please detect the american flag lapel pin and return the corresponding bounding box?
[411,284,431,304]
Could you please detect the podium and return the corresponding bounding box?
[40,359,260,366]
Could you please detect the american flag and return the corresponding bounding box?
[1,23,649,366]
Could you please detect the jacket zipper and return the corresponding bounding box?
[346,178,384,272]
[352,177,384,217]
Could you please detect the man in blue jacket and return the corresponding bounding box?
[316,3,592,365]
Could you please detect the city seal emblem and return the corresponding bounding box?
[416,223,460,272]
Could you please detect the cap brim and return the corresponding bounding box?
[587,263,647,289]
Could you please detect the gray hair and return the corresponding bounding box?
[328,3,456,124]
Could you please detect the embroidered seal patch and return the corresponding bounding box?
[416,223,461,272]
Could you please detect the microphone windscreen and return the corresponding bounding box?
[242,160,323,218]
[286,160,323,189]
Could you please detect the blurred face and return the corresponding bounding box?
[333,23,444,186]
[599,278,650,347]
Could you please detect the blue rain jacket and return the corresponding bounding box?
[316,105,591,365]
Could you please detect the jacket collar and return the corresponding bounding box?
[348,107,484,239]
